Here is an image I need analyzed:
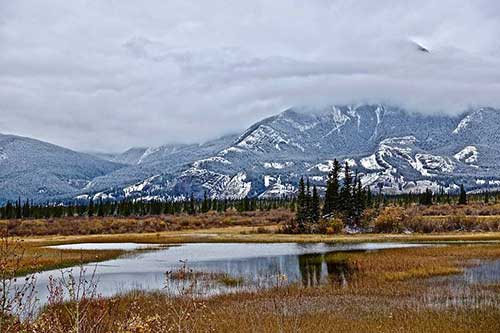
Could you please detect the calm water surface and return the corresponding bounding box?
[28,242,427,302]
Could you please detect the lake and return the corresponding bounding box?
[26,242,428,303]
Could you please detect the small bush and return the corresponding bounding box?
[373,207,407,233]
[317,218,344,234]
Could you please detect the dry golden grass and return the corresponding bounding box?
[374,205,500,233]
[0,209,294,237]
[10,243,125,277]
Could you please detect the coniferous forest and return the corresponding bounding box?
[2,158,498,235]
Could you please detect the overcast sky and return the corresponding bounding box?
[1,1,500,152]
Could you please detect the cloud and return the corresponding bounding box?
[1,0,500,152]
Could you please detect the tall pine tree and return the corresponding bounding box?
[310,185,320,224]
[340,162,353,220]
[296,177,307,232]
[322,159,341,217]
[458,184,467,205]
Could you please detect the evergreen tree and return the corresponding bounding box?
[22,199,30,219]
[366,187,373,208]
[15,197,22,219]
[323,159,341,217]
[201,191,210,213]
[305,178,311,222]
[188,193,196,214]
[353,176,365,224]
[340,162,353,220]
[419,188,433,205]
[458,184,467,205]
[97,199,105,217]
[87,199,94,217]
[296,177,307,232]
[310,185,320,224]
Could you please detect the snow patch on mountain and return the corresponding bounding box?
[454,146,478,164]
[264,175,274,187]
[263,162,294,169]
[137,147,160,164]
[93,192,115,201]
[360,154,382,171]
[259,176,295,198]
[124,175,160,196]
[311,176,325,182]
[237,125,290,151]
[324,106,351,137]
[453,115,472,134]
[193,156,231,168]
[219,147,244,156]
[453,109,487,135]
[280,116,319,132]
[413,154,454,176]
[219,172,251,198]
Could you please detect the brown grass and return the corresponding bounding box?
[0,209,294,237]
[12,245,126,277]
[375,205,500,233]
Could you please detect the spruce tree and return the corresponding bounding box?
[353,176,365,224]
[419,188,433,205]
[340,162,353,220]
[458,184,467,205]
[97,199,105,217]
[201,191,210,213]
[88,199,94,217]
[323,159,341,217]
[296,177,307,232]
[366,187,373,208]
[305,178,311,222]
[189,193,196,214]
[310,185,320,224]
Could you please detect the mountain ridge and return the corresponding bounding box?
[1,105,500,204]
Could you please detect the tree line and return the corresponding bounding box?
[0,196,292,220]
[1,162,497,221]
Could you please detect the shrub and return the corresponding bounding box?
[317,218,344,234]
[373,207,407,233]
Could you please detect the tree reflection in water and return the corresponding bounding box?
[298,252,356,287]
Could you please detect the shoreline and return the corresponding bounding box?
[9,226,500,275]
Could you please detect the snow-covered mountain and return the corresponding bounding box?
[2,105,500,204]
[0,134,123,204]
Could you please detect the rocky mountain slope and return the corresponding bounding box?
[2,105,500,204]
[0,134,123,204]
[76,105,500,202]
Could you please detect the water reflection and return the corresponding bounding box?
[298,254,323,287]
[19,242,426,305]
[297,253,356,287]
[424,259,500,310]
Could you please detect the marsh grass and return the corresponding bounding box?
[16,244,498,332]
[10,246,126,277]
